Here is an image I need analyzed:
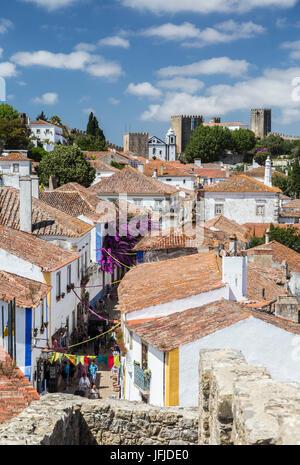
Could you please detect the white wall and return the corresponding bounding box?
[157,176,195,191]
[204,192,279,224]
[179,316,300,407]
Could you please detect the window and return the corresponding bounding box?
[152,148,156,154]
[129,331,133,350]
[40,299,44,327]
[85,251,88,273]
[56,272,61,298]
[13,164,19,173]
[256,205,265,216]
[215,204,224,215]
[141,342,148,370]
[67,265,72,286]
[77,259,80,279]
[36,129,40,134]
[133,198,142,205]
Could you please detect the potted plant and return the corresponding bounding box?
[144,368,152,379]
[33,328,38,337]
[56,295,61,302]
[61,292,65,299]
[44,322,49,328]
[40,326,45,334]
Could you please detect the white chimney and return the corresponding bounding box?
[228,234,237,256]
[264,156,272,187]
[19,176,32,234]
[194,159,202,167]
[265,228,270,244]
[137,163,144,174]
[31,175,39,199]
[222,253,247,302]
[152,168,158,178]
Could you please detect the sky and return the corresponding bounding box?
[2,0,300,145]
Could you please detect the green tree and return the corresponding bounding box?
[0,119,30,149]
[231,129,256,155]
[36,111,48,121]
[37,145,95,188]
[49,115,62,125]
[0,103,19,121]
[260,134,285,157]
[287,159,300,198]
[184,125,233,163]
[86,112,105,144]
[28,146,48,162]
[272,173,289,195]
[75,134,107,151]
[249,224,300,253]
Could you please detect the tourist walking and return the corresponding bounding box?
[89,360,98,385]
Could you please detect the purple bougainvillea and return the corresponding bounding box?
[97,214,158,274]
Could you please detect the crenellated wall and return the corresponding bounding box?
[2,349,300,445]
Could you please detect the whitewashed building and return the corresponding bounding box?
[0,152,33,188]
[29,119,67,152]
[148,128,177,161]
[202,160,281,225]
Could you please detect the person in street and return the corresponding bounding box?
[89,360,98,385]
[94,337,100,356]
[79,373,90,397]
[89,384,99,399]
[62,361,69,391]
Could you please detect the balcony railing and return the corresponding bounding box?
[133,362,151,392]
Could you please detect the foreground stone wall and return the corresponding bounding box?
[0,395,198,445]
[199,349,300,445]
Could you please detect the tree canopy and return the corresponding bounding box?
[36,111,48,121]
[36,145,95,188]
[0,103,19,121]
[231,129,256,155]
[75,134,107,151]
[0,118,30,150]
[184,125,233,163]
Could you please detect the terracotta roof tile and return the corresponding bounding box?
[203,174,281,193]
[243,222,300,238]
[89,166,178,196]
[0,345,39,425]
[125,300,248,351]
[282,199,300,209]
[0,270,51,308]
[0,224,80,272]
[88,159,119,173]
[204,215,251,243]
[0,153,32,162]
[247,240,300,274]
[118,251,224,313]
[0,187,93,237]
[245,166,287,179]
[143,160,194,178]
[247,261,290,302]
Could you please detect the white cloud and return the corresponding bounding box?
[20,0,79,11]
[121,0,298,14]
[157,77,204,93]
[281,40,300,59]
[0,48,3,59]
[10,49,124,80]
[142,21,265,47]
[98,36,130,49]
[74,42,97,52]
[126,82,162,99]
[108,97,120,105]
[0,19,13,34]
[33,92,58,105]
[157,57,250,78]
[141,67,300,122]
[0,62,17,78]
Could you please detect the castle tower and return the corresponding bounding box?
[123,132,149,157]
[165,128,177,161]
[171,115,204,155]
[250,109,271,139]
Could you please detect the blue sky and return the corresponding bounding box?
[2,0,300,145]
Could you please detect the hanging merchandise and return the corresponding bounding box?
[48,352,119,369]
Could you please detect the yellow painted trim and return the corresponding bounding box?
[165,348,179,406]
[43,272,52,343]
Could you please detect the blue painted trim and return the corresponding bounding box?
[25,308,32,381]
[137,251,144,264]
[90,290,103,308]
[96,231,102,262]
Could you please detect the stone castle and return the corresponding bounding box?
[1,348,300,445]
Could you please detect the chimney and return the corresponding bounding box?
[19,176,32,234]
[264,156,272,187]
[31,175,39,199]
[152,169,158,178]
[194,159,202,168]
[228,234,237,256]
[265,228,270,244]
[222,252,247,301]
[160,164,164,176]
[49,175,58,191]
[137,162,144,174]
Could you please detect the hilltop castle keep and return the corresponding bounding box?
[250,108,271,139]
[171,115,204,155]
[123,132,149,158]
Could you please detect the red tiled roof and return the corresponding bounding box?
[0,345,39,425]
[243,222,300,238]
[0,187,93,238]
[118,251,224,313]
[204,215,251,243]
[247,240,300,274]
[88,159,119,173]
[89,166,178,196]
[245,166,287,179]
[203,174,281,193]
[282,199,300,209]
[125,299,248,351]
[0,270,51,308]
[0,224,80,272]
[30,119,60,128]
[143,160,194,178]
[247,261,290,302]
[0,153,32,162]
[192,168,229,178]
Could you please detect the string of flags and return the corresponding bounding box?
[48,352,120,369]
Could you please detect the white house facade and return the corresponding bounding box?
[30,120,67,152]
